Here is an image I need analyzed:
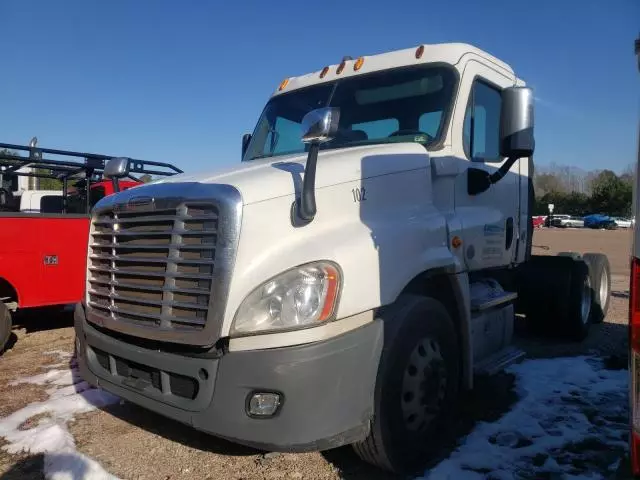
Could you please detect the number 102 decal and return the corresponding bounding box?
[351,187,367,203]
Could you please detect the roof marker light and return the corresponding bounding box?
[278,78,290,91]
[415,45,425,59]
[320,66,329,78]
[354,57,365,71]
[336,60,346,75]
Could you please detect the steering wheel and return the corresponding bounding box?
[388,130,433,143]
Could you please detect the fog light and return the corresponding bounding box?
[247,392,281,417]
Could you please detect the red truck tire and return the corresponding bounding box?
[0,302,11,355]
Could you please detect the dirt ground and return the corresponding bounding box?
[0,228,633,480]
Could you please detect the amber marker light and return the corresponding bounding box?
[319,265,340,321]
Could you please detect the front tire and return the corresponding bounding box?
[0,302,12,355]
[353,295,460,474]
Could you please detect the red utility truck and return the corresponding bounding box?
[0,141,182,353]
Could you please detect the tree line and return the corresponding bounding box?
[533,163,634,218]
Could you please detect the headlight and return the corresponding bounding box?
[231,261,341,335]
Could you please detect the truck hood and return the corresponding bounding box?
[150,142,429,205]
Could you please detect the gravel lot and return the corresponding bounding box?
[0,228,632,480]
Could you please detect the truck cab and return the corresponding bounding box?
[74,43,606,474]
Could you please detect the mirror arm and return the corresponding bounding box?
[297,142,319,222]
[489,155,519,184]
[467,156,519,196]
[111,177,120,194]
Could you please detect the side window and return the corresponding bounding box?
[266,117,303,156]
[351,118,399,139]
[39,195,64,213]
[463,80,502,162]
[89,186,106,207]
[418,111,443,138]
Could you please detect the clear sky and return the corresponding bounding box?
[1,0,638,174]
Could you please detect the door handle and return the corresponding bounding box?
[505,217,514,250]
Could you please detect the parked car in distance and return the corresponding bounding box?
[545,214,570,227]
[557,216,584,228]
[532,216,546,228]
[583,214,618,230]
[612,217,634,228]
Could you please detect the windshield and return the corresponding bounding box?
[243,64,457,161]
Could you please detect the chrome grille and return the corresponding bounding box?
[87,204,218,332]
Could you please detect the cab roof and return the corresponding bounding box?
[273,43,519,97]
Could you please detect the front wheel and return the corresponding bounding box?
[353,295,460,474]
[0,302,12,355]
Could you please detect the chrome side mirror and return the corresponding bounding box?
[500,86,535,158]
[104,157,130,179]
[104,157,130,194]
[300,107,340,144]
[294,107,340,225]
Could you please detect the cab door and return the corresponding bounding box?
[451,60,521,270]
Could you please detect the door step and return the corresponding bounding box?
[474,346,526,376]
[471,291,518,312]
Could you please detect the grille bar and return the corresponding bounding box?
[88,290,209,311]
[94,213,217,225]
[88,266,213,280]
[87,203,218,333]
[90,243,214,251]
[89,254,215,266]
[92,229,217,237]
[88,302,207,327]
[88,278,210,296]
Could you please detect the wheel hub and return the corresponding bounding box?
[401,337,447,433]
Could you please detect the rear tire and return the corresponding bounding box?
[516,255,592,341]
[582,253,611,324]
[353,295,460,474]
[564,259,592,341]
[0,302,12,355]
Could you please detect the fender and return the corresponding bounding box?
[223,168,463,341]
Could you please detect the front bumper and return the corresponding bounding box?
[74,303,383,452]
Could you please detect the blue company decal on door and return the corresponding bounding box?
[483,223,505,236]
[482,223,506,259]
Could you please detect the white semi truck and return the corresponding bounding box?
[75,43,611,474]
[628,33,639,478]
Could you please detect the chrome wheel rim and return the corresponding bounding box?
[599,268,608,308]
[581,275,592,325]
[400,337,447,433]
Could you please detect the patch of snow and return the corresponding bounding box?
[0,351,120,479]
[420,356,628,480]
